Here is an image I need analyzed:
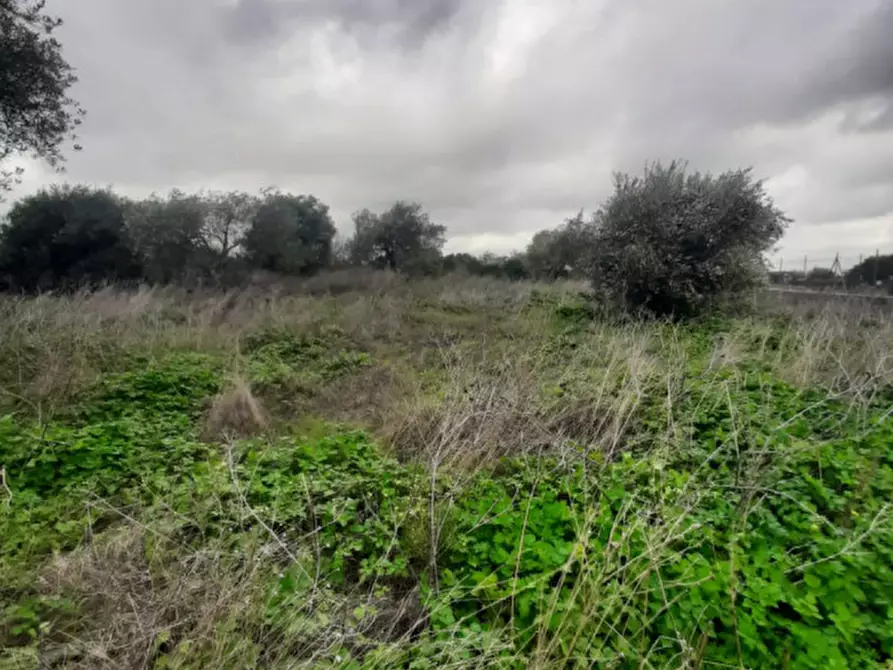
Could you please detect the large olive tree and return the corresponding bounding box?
[243,191,336,276]
[348,201,445,275]
[591,161,789,318]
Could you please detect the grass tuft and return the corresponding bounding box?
[204,376,268,441]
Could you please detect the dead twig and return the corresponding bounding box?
[1,465,12,507]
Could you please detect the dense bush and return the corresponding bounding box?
[0,185,141,290]
[591,161,789,317]
[846,254,893,287]
[525,210,596,280]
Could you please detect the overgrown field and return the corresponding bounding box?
[1,275,892,669]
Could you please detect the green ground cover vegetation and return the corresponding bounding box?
[1,277,891,668]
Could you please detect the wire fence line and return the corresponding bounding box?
[767,249,893,292]
[767,251,885,275]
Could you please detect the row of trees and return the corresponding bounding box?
[0,186,462,290]
[0,161,791,317]
[846,255,893,287]
[0,181,613,292]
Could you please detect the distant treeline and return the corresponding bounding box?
[0,185,596,291]
[0,162,796,320]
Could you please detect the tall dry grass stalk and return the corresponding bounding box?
[204,376,268,441]
[385,318,658,469]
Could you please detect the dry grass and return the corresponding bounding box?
[3,277,893,448]
[31,519,341,669]
[4,277,893,668]
[384,320,658,469]
[203,376,268,441]
[725,300,893,401]
[0,275,586,434]
[26,495,432,669]
[35,523,261,669]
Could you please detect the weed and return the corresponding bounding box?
[1,279,893,668]
[204,376,268,441]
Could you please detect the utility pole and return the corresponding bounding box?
[830,253,844,290]
[830,253,842,276]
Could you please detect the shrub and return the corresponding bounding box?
[0,186,141,291]
[525,210,596,280]
[591,161,789,318]
[846,253,893,287]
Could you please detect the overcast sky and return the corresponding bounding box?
[8,0,893,264]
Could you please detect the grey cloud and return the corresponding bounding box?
[805,184,893,225]
[11,0,893,249]
[831,154,893,190]
[224,0,466,48]
[859,106,893,133]
[322,0,463,36]
[795,1,893,132]
[825,3,893,108]
[224,0,279,44]
[595,1,881,131]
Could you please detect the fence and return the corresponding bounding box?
[769,252,881,273]
[767,250,891,292]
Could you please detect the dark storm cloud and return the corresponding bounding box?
[8,0,893,253]
[592,1,889,136]
[797,1,893,131]
[841,2,893,101]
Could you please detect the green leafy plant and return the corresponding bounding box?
[432,370,893,667]
[244,327,369,390]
